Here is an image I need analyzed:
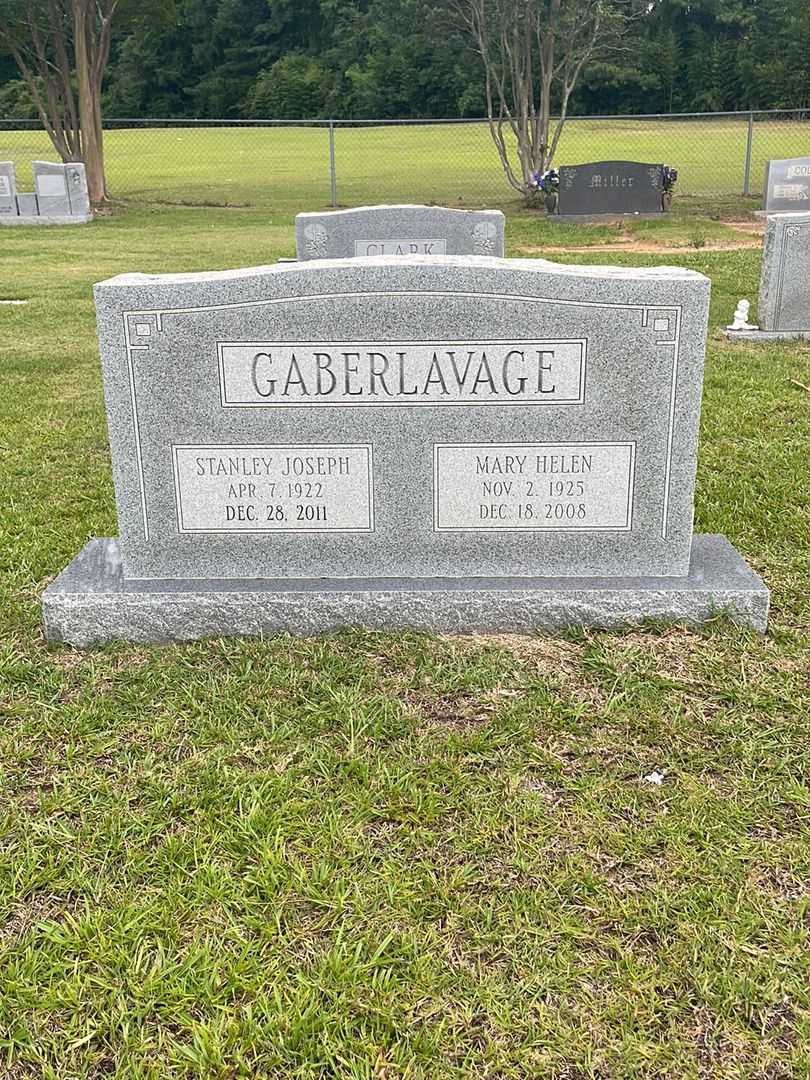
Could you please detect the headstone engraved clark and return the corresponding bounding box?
[763,157,810,213]
[42,256,769,644]
[295,205,505,259]
[557,162,665,216]
[726,212,810,341]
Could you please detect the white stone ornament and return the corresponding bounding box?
[727,299,759,331]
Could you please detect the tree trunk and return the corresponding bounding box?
[73,0,107,206]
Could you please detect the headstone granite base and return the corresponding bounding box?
[1,213,93,226]
[725,329,810,342]
[43,534,768,645]
[550,213,668,223]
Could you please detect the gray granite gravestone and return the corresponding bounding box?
[557,162,665,216]
[726,212,810,342]
[295,205,505,260]
[16,193,38,216]
[65,162,90,216]
[763,158,810,213]
[0,162,17,216]
[34,161,71,216]
[42,255,769,643]
[1,161,91,226]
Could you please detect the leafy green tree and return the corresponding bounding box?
[246,54,335,118]
[0,77,38,118]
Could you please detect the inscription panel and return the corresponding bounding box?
[36,173,67,196]
[354,239,447,256]
[219,340,586,407]
[173,444,374,533]
[434,442,636,531]
[764,157,810,211]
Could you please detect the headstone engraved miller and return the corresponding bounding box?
[557,162,665,216]
[763,157,810,213]
[42,256,769,644]
[295,205,505,260]
[726,212,810,342]
[0,160,91,226]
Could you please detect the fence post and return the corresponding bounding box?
[743,111,754,196]
[329,121,337,207]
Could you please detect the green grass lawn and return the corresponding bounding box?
[1,116,808,213]
[1,203,810,1078]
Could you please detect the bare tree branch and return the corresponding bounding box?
[454,0,632,197]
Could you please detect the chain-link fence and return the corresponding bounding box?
[1,110,808,214]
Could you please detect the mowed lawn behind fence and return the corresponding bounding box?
[1,115,809,213]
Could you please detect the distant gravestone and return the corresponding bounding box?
[295,205,505,260]
[65,162,90,216]
[763,158,810,212]
[42,255,768,643]
[0,163,17,216]
[727,212,810,341]
[557,161,665,216]
[34,161,73,216]
[0,161,91,226]
[16,193,38,216]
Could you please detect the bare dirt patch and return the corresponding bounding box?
[518,235,761,255]
[445,632,585,677]
[407,686,522,733]
[444,632,608,709]
[606,626,709,682]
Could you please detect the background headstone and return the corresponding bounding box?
[757,212,810,331]
[65,163,90,216]
[295,205,505,260]
[16,193,38,216]
[33,161,71,216]
[0,162,17,216]
[557,162,664,215]
[763,158,810,212]
[1,161,91,225]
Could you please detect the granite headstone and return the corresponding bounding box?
[1,160,91,225]
[727,212,810,341]
[16,193,39,216]
[557,162,665,216]
[763,158,810,213]
[34,161,71,216]
[42,255,769,642]
[65,162,90,216]
[0,162,17,216]
[295,205,505,260]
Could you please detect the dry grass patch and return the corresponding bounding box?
[406,687,522,734]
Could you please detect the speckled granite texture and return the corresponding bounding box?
[42,535,769,644]
[295,205,505,259]
[757,212,810,332]
[92,255,710,581]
